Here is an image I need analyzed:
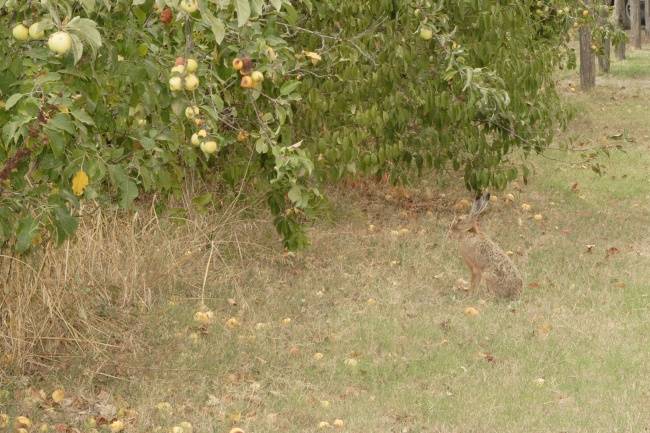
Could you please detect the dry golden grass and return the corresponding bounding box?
[0,187,274,376]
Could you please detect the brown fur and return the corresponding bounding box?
[453,217,523,298]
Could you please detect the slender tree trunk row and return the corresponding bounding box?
[645,0,650,36]
[580,0,596,90]
[598,2,611,73]
[615,0,626,60]
[631,0,642,48]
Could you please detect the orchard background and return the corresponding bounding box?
[3,1,650,431]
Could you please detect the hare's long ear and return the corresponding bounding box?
[469,192,490,217]
[469,192,490,218]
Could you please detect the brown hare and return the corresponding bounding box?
[452,193,523,298]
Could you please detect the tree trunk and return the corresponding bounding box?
[599,39,611,73]
[598,2,611,73]
[631,0,642,48]
[615,0,627,58]
[645,0,650,36]
[580,24,596,90]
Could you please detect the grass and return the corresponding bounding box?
[3,48,650,433]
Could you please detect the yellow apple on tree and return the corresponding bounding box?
[48,31,72,55]
[186,58,198,73]
[180,0,198,13]
[184,74,199,91]
[28,23,45,40]
[232,58,244,71]
[169,76,183,91]
[251,71,264,83]
[241,76,254,89]
[171,64,186,75]
[12,24,29,41]
[185,105,200,119]
[201,140,218,154]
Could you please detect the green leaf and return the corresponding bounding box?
[201,7,226,44]
[2,116,31,143]
[70,33,84,64]
[255,137,269,153]
[5,93,24,111]
[251,0,263,15]
[280,80,301,96]
[192,192,213,213]
[34,72,61,86]
[300,0,312,13]
[287,185,302,204]
[78,0,96,13]
[109,165,139,208]
[53,206,78,245]
[283,3,298,24]
[66,17,102,59]
[16,216,38,254]
[119,179,139,208]
[236,0,251,27]
[71,108,95,126]
[45,128,66,157]
[31,18,54,37]
[270,0,282,11]
[48,114,76,135]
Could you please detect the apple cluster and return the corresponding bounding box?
[169,57,219,155]
[169,57,200,92]
[12,23,73,56]
[232,57,264,89]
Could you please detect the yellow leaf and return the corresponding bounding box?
[303,50,322,65]
[72,170,89,196]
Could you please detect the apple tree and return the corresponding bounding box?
[0,0,320,253]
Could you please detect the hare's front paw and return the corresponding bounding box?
[454,278,470,292]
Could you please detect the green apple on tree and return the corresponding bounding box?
[419,27,433,40]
